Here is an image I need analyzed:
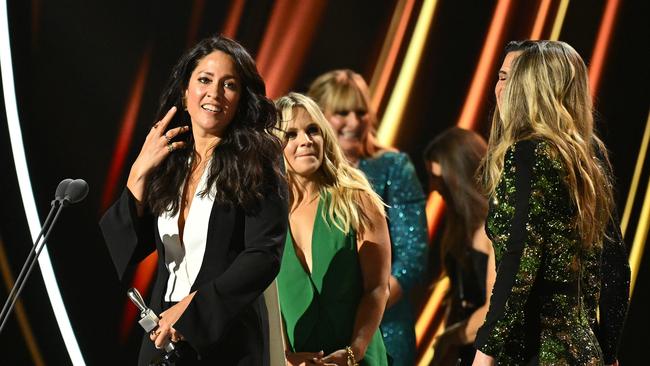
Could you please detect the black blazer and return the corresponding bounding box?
[100,186,287,365]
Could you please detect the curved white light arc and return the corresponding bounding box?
[0,1,85,364]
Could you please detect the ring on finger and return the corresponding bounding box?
[167,142,174,153]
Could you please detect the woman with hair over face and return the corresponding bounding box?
[308,70,428,365]
[472,40,629,366]
[423,128,496,366]
[100,35,287,365]
[274,92,390,366]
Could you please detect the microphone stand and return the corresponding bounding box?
[0,199,66,334]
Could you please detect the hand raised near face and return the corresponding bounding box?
[127,106,190,202]
[133,107,190,176]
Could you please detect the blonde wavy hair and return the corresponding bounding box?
[274,92,386,235]
[307,69,386,158]
[482,40,615,250]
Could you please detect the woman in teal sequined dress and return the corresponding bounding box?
[309,70,429,365]
[274,93,391,365]
[473,41,629,365]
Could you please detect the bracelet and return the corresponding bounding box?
[345,346,359,366]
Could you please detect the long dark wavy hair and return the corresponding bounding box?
[423,127,487,269]
[146,35,284,215]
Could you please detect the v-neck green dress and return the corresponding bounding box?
[277,196,388,365]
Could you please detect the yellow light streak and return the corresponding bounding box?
[377,0,439,147]
[549,0,570,40]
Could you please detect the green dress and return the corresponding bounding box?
[277,195,388,365]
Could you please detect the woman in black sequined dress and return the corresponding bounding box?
[473,41,630,366]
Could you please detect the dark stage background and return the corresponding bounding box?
[0,0,648,365]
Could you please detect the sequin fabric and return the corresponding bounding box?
[584,161,630,364]
[359,151,428,366]
[474,140,618,365]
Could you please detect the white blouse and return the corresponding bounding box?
[157,166,214,302]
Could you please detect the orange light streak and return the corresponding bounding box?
[222,0,246,39]
[254,0,289,72]
[588,0,620,97]
[0,238,45,366]
[256,0,326,99]
[530,0,552,39]
[369,0,416,112]
[425,192,445,239]
[417,317,448,365]
[456,0,512,130]
[119,252,158,341]
[415,276,449,347]
[98,45,153,341]
[101,46,151,211]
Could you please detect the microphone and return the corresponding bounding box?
[62,179,88,206]
[0,178,89,334]
[54,178,73,204]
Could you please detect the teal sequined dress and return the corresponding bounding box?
[475,140,629,365]
[359,151,429,365]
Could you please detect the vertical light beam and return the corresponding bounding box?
[530,0,552,39]
[377,0,439,147]
[455,0,512,130]
[621,110,650,236]
[549,0,570,40]
[588,0,620,96]
[0,1,85,363]
[369,0,416,113]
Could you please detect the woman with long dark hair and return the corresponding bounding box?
[100,35,287,365]
[423,127,496,366]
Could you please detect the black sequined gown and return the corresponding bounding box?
[474,140,629,365]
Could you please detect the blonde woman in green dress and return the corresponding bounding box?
[274,93,391,366]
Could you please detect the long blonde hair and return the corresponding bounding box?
[482,40,614,250]
[307,69,385,157]
[274,92,385,235]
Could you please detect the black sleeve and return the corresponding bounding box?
[475,141,542,355]
[174,185,288,354]
[597,211,630,364]
[99,188,156,280]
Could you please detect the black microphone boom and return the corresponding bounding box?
[0,179,70,326]
[0,178,88,334]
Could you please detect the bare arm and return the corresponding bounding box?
[431,227,495,365]
[461,227,496,343]
[321,193,392,364]
[350,196,392,359]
